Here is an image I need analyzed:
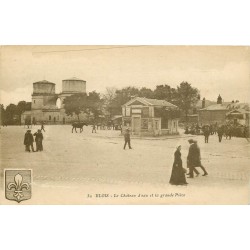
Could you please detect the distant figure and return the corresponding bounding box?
[92,124,97,133]
[217,126,223,142]
[124,128,132,150]
[187,139,208,178]
[225,126,232,140]
[204,127,210,143]
[169,145,188,185]
[24,130,35,152]
[33,129,43,151]
[41,121,45,132]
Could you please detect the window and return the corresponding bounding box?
[49,115,51,120]
[34,100,35,104]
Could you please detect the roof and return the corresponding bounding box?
[199,104,229,111]
[33,80,55,85]
[227,108,250,115]
[123,97,177,108]
[228,102,250,111]
[195,99,217,108]
[63,77,85,81]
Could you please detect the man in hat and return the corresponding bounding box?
[33,129,44,151]
[187,139,208,178]
[187,139,200,177]
[124,128,132,149]
[24,130,35,152]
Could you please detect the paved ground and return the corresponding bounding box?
[0,125,249,204]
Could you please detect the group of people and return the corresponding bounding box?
[24,129,44,152]
[169,139,208,185]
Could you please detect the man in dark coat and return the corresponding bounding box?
[124,128,132,149]
[187,139,200,178]
[217,126,223,142]
[204,127,210,143]
[33,129,44,151]
[187,139,208,178]
[24,130,35,152]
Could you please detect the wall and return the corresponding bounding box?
[198,110,227,125]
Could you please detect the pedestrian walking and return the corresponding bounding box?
[169,145,188,185]
[41,121,45,132]
[217,126,223,142]
[187,139,208,178]
[187,139,200,177]
[123,128,132,149]
[23,130,35,152]
[33,129,43,151]
[193,140,208,176]
[204,127,210,143]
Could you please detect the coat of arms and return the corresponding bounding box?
[5,170,32,203]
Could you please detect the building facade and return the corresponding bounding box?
[122,97,179,136]
[198,95,230,125]
[21,78,87,125]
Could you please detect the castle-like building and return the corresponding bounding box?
[21,77,87,125]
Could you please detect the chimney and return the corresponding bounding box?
[217,94,222,104]
[202,97,206,108]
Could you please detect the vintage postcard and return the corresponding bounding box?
[0,45,249,204]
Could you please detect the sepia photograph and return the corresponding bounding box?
[0,45,249,204]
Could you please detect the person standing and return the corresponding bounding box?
[204,127,210,143]
[187,139,200,177]
[217,126,223,142]
[24,130,35,152]
[33,129,44,151]
[41,121,45,132]
[92,123,97,133]
[124,128,132,149]
[169,145,188,185]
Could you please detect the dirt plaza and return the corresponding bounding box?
[0,125,249,204]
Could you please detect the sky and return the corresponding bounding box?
[0,45,249,106]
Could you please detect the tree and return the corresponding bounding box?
[63,91,102,122]
[5,103,18,124]
[153,84,177,102]
[138,87,154,98]
[108,86,140,115]
[175,82,200,121]
[0,104,6,125]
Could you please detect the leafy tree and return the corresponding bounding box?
[153,84,177,102]
[63,91,102,122]
[5,104,19,124]
[175,82,200,121]
[138,87,154,98]
[0,104,6,125]
[109,86,140,115]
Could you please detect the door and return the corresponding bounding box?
[132,117,141,135]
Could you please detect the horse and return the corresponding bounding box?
[72,122,88,133]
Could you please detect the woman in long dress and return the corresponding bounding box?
[169,145,188,185]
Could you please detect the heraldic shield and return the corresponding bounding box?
[5,170,32,203]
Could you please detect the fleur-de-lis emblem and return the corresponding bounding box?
[7,173,30,203]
